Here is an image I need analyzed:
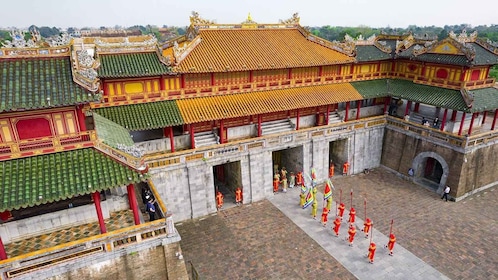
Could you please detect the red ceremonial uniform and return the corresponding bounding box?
[329,164,335,178]
[342,162,350,175]
[348,207,356,224]
[347,224,356,246]
[387,233,396,255]
[368,242,377,263]
[321,207,329,226]
[363,218,372,238]
[273,177,279,193]
[296,172,303,186]
[235,187,243,205]
[216,191,224,210]
[333,217,341,236]
[338,202,345,219]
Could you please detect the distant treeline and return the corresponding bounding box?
[2,24,498,43]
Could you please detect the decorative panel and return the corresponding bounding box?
[0,120,13,142]
[124,82,145,94]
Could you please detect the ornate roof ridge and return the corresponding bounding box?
[94,35,158,53]
[303,27,355,57]
[188,11,302,30]
[70,41,101,92]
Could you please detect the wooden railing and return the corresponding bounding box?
[0,220,172,278]
[95,73,496,107]
[0,131,97,160]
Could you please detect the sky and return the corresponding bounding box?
[1,0,497,29]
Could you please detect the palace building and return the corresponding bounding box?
[1,12,498,278]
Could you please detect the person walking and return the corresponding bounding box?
[348,207,356,224]
[347,223,356,246]
[368,242,377,264]
[441,185,450,201]
[235,187,243,206]
[333,217,341,237]
[146,198,156,221]
[386,233,396,256]
[216,191,224,210]
[338,202,345,220]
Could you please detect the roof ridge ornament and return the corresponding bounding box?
[449,30,478,44]
[242,12,257,24]
[1,30,40,48]
[190,11,215,25]
[279,13,300,25]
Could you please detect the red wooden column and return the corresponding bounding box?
[356,101,361,120]
[468,112,477,135]
[296,109,300,130]
[414,102,420,113]
[451,110,458,121]
[169,127,175,152]
[180,74,185,89]
[491,109,498,130]
[440,108,448,131]
[345,102,350,121]
[383,97,390,114]
[76,105,87,131]
[189,125,195,149]
[127,184,140,225]
[482,111,488,124]
[92,192,107,234]
[219,119,225,144]
[0,237,7,260]
[257,115,262,137]
[458,112,466,136]
[404,101,412,117]
[326,104,330,125]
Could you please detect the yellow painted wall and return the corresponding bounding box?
[124,82,145,94]
[0,120,13,142]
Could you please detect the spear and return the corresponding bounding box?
[339,188,343,204]
[364,197,367,221]
[350,189,353,209]
[389,219,394,235]
[370,222,374,244]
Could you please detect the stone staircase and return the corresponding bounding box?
[328,111,342,124]
[194,131,219,147]
[261,119,295,136]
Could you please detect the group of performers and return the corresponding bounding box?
[294,168,396,264]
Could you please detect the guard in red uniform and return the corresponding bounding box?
[273,173,280,193]
[348,207,356,224]
[363,218,372,238]
[342,161,350,175]
[216,191,224,210]
[296,171,303,187]
[321,207,329,226]
[235,187,243,206]
[386,233,396,256]
[329,162,335,178]
[333,217,341,237]
[338,202,345,220]
[347,223,356,246]
[368,242,376,263]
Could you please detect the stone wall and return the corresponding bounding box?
[150,125,385,223]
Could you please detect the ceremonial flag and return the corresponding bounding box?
[301,183,307,194]
[323,179,333,200]
[303,190,314,209]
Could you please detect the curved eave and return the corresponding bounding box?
[177,83,363,124]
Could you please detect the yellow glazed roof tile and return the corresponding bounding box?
[177,83,363,124]
[176,29,354,73]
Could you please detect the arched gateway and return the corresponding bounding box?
[412,152,449,194]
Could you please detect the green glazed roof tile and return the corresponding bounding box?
[352,79,471,112]
[0,57,95,113]
[470,43,498,65]
[469,87,498,112]
[98,52,172,78]
[0,148,145,212]
[93,113,134,148]
[355,45,391,62]
[351,79,390,98]
[94,100,183,131]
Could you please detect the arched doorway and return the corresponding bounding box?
[412,152,449,194]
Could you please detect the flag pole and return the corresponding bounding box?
[350,189,353,209]
[389,219,394,235]
[364,197,367,221]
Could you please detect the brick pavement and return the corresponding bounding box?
[176,202,355,280]
[176,168,498,280]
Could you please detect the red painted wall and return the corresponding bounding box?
[16,118,52,140]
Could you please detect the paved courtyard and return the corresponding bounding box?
[176,168,498,280]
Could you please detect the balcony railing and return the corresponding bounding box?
[0,131,97,161]
[0,219,176,278]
